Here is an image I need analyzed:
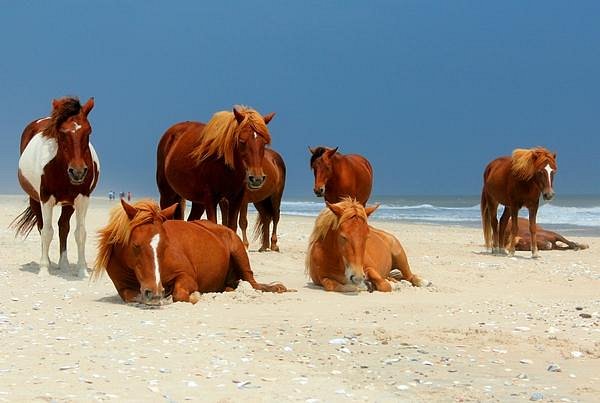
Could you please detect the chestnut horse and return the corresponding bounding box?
[309,146,373,205]
[93,199,287,305]
[12,97,99,277]
[238,148,286,251]
[503,217,589,251]
[306,197,427,292]
[156,106,274,231]
[481,147,557,258]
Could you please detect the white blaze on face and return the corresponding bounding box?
[544,164,554,188]
[253,131,258,139]
[18,132,58,196]
[72,122,82,133]
[150,233,161,287]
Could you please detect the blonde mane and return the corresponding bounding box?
[305,197,368,274]
[92,199,165,281]
[511,147,556,180]
[190,106,271,168]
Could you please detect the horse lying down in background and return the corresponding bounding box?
[93,199,288,305]
[504,217,589,251]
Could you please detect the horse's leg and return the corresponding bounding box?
[226,195,243,233]
[506,208,520,256]
[363,267,392,292]
[498,207,510,254]
[238,201,250,249]
[205,196,219,223]
[270,195,282,252]
[58,205,74,271]
[489,202,502,254]
[39,198,56,275]
[528,207,540,258]
[73,195,90,277]
[188,203,205,221]
[219,198,229,227]
[321,277,359,292]
[389,238,427,287]
[172,275,199,303]
[159,188,185,220]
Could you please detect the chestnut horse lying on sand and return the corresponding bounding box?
[504,217,589,251]
[309,146,373,205]
[306,198,427,292]
[481,147,557,258]
[93,199,287,305]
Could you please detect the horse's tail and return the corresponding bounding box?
[481,189,493,249]
[252,199,273,246]
[11,206,38,238]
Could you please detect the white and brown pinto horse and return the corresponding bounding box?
[306,198,427,293]
[13,97,99,276]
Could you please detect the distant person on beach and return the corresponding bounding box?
[127,191,131,201]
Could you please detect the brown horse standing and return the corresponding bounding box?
[309,146,373,205]
[503,217,589,251]
[156,106,275,230]
[239,148,286,252]
[93,199,287,305]
[13,97,99,277]
[306,198,427,292]
[481,147,557,258]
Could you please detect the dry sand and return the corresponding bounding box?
[0,195,598,402]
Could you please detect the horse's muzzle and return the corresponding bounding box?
[543,191,555,201]
[247,175,266,190]
[314,186,325,197]
[68,166,88,184]
[142,288,164,305]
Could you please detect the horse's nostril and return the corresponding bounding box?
[144,289,152,300]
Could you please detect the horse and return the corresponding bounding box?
[93,199,288,305]
[503,217,589,252]
[228,148,286,252]
[156,106,275,232]
[12,97,99,277]
[481,147,557,258]
[305,197,427,293]
[309,146,373,205]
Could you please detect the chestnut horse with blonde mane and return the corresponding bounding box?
[13,97,99,277]
[306,198,427,292]
[93,199,287,305]
[481,147,557,257]
[309,146,373,205]
[156,106,275,230]
[503,217,588,252]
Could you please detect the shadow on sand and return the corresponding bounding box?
[19,261,90,281]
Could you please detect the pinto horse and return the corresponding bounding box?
[481,147,557,258]
[309,146,373,205]
[306,197,427,293]
[156,106,275,231]
[93,199,287,305]
[503,217,589,252]
[12,97,99,276]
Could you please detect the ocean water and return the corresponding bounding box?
[272,195,600,237]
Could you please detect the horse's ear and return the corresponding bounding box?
[326,201,344,218]
[263,112,275,125]
[121,199,138,220]
[82,97,95,116]
[553,152,557,160]
[52,99,60,110]
[233,106,245,124]
[160,203,178,220]
[326,147,339,157]
[308,146,316,155]
[365,204,380,217]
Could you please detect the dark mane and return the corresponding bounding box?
[45,97,82,138]
[310,146,328,167]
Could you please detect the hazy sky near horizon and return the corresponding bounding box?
[1,1,599,199]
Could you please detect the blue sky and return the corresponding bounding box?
[1,1,599,198]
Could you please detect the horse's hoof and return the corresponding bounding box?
[258,247,268,252]
[189,291,201,304]
[270,245,280,252]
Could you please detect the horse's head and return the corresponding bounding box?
[309,146,338,197]
[234,106,275,190]
[51,97,95,185]
[326,199,379,287]
[533,151,557,201]
[120,200,178,305]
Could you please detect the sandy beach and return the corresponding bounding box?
[0,195,598,402]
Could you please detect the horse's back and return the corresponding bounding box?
[482,156,513,203]
[20,118,49,154]
[339,154,373,204]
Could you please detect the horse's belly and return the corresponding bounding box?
[18,132,58,198]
